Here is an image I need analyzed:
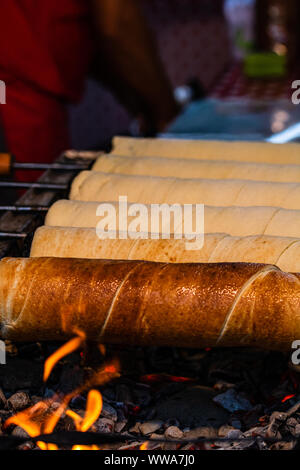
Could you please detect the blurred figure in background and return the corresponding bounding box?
[0,0,178,182]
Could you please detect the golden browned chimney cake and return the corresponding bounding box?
[0,257,300,351]
[31,227,300,273]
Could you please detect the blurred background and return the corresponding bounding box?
[70,0,300,148]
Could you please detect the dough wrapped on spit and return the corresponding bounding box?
[93,154,300,183]
[111,136,300,164]
[70,172,300,210]
[1,257,300,351]
[46,200,300,239]
[31,226,300,273]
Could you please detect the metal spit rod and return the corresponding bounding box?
[0,181,68,190]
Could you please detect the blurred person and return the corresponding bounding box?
[0,0,178,182]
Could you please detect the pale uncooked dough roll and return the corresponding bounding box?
[46,200,300,239]
[30,226,300,272]
[69,171,300,210]
[93,154,300,183]
[111,136,300,164]
[46,200,182,235]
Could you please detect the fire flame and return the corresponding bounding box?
[140,442,149,450]
[44,330,86,382]
[66,390,103,450]
[5,330,120,451]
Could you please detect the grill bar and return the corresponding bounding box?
[0,205,49,212]
[13,162,90,171]
[0,231,27,239]
[0,181,68,190]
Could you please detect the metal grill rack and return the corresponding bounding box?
[0,152,96,258]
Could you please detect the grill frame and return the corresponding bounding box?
[0,152,96,259]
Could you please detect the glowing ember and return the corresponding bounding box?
[281,394,295,403]
[140,374,195,384]
[140,442,149,450]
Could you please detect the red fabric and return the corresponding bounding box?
[0,0,94,181]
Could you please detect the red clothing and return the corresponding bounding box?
[0,0,94,181]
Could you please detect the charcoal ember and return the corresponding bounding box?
[11,426,30,439]
[116,383,134,405]
[7,392,30,411]
[132,386,152,407]
[181,443,196,450]
[116,407,127,423]
[118,442,143,450]
[266,411,287,439]
[95,417,115,434]
[0,389,8,410]
[286,417,298,436]
[270,380,294,400]
[18,442,36,451]
[256,436,268,450]
[101,387,116,402]
[101,402,118,422]
[155,383,186,400]
[139,420,163,436]
[115,421,127,433]
[156,386,229,428]
[213,389,252,413]
[218,425,236,437]
[226,429,244,440]
[228,413,243,430]
[0,358,42,392]
[294,424,300,437]
[58,364,84,394]
[213,381,235,393]
[31,396,43,405]
[0,410,11,423]
[216,429,256,451]
[145,441,164,450]
[164,426,184,440]
[44,388,55,399]
[244,425,268,439]
[164,418,180,429]
[142,407,156,421]
[129,422,142,434]
[230,438,257,451]
[242,405,264,429]
[4,341,18,356]
[70,395,86,409]
[149,433,164,441]
[56,413,77,433]
[286,400,300,417]
[270,440,296,451]
[162,441,178,451]
[184,426,217,440]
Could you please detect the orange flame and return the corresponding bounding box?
[5,331,120,451]
[140,442,149,450]
[5,400,61,450]
[44,330,86,382]
[66,390,103,450]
